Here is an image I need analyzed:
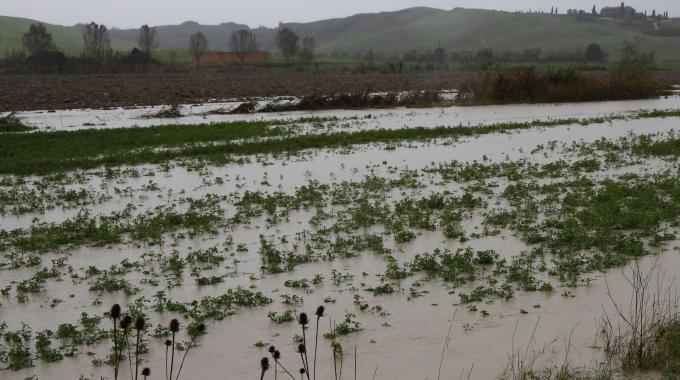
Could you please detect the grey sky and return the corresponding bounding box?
[3,0,678,29]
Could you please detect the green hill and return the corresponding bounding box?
[0,15,133,55]
[307,8,680,62]
[2,7,680,62]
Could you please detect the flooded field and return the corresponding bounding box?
[7,92,680,132]
[1,98,680,379]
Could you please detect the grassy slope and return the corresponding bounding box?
[319,8,680,62]
[2,8,680,62]
[0,15,134,55]
[282,7,443,45]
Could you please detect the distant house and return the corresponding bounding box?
[194,52,269,67]
[600,3,639,19]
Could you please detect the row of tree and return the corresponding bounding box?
[187,29,262,68]
[276,28,317,63]
[188,27,318,67]
[18,23,321,68]
[515,5,672,19]
[20,22,158,64]
[15,22,612,69]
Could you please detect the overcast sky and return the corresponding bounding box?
[3,0,678,28]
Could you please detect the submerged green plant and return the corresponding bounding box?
[3,109,679,175]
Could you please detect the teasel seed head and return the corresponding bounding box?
[298,312,309,326]
[110,304,121,320]
[120,315,132,329]
[169,318,180,333]
[134,316,145,331]
[297,343,306,354]
[315,306,325,318]
[268,346,276,354]
[273,350,281,360]
[261,357,270,371]
[196,323,206,335]
[165,339,172,347]
[141,368,151,376]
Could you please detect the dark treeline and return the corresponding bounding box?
[1,22,161,74]
[319,39,610,66]
[1,49,159,75]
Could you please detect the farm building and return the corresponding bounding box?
[193,52,269,67]
[600,3,639,19]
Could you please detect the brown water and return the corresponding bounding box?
[1,102,679,380]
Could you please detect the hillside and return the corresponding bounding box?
[282,8,680,61]
[107,21,257,51]
[112,7,445,52]
[2,7,680,62]
[0,15,133,55]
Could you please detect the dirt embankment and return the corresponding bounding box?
[1,71,679,112]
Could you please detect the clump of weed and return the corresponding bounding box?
[0,112,33,133]
[229,101,259,114]
[499,318,613,380]
[140,105,183,119]
[257,306,356,380]
[457,63,662,105]
[602,261,680,376]
[250,91,447,113]
[0,322,33,370]
[268,310,295,324]
[106,304,205,380]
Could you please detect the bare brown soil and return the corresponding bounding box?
[1,70,679,112]
[0,72,475,112]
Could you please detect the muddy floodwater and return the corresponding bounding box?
[9,93,680,132]
[1,97,680,380]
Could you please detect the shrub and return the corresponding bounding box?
[456,43,662,104]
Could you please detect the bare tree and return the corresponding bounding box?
[229,29,257,64]
[276,27,299,62]
[299,36,316,65]
[82,22,111,63]
[22,23,56,55]
[189,32,208,69]
[137,24,158,57]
